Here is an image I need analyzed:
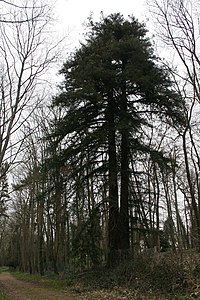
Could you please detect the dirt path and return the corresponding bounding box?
[0,272,79,300]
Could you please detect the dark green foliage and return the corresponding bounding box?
[70,207,102,268]
[52,13,185,170]
[53,13,185,152]
[50,13,185,264]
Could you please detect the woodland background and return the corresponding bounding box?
[0,2,200,296]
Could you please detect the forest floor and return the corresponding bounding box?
[1,250,200,300]
[0,271,192,300]
[0,272,79,300]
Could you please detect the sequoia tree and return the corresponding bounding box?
[52,13,184,265]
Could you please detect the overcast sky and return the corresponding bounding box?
[54,0,147,51]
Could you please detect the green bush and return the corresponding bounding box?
[0,267,9,274]
[0,290,9,300]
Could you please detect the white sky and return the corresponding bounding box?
[54,0,147,52]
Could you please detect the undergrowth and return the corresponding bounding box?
[0,290,9,300]
[9,250,200,299]
[12,271,74,290]
[68,251,195,294]
[0,267,9,274]
[0,268,9,300]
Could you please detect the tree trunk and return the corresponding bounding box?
[119,76,129,251]
[183,129,200,251]
[107,91,119,266]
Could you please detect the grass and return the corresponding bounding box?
[0,267,9,274]
[12,271,74,291]
[0,290,9,300]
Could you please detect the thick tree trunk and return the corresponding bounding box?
[120,130,129,250]
[107,92,119,266]
[119,78,129,251]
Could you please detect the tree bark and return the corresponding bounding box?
[119,73,129,251]
[107,91,119,266]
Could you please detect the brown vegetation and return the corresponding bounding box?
[2,250,200,299]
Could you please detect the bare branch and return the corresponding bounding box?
[0,0,60,174]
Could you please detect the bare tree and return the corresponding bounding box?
[0,0,48,23]
[148,0,200,102]
[0,0,58,176]
[148,0,200,250]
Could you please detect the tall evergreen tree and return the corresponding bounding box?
[52,13,185,265]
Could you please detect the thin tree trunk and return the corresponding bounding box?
[183,129,200,250]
